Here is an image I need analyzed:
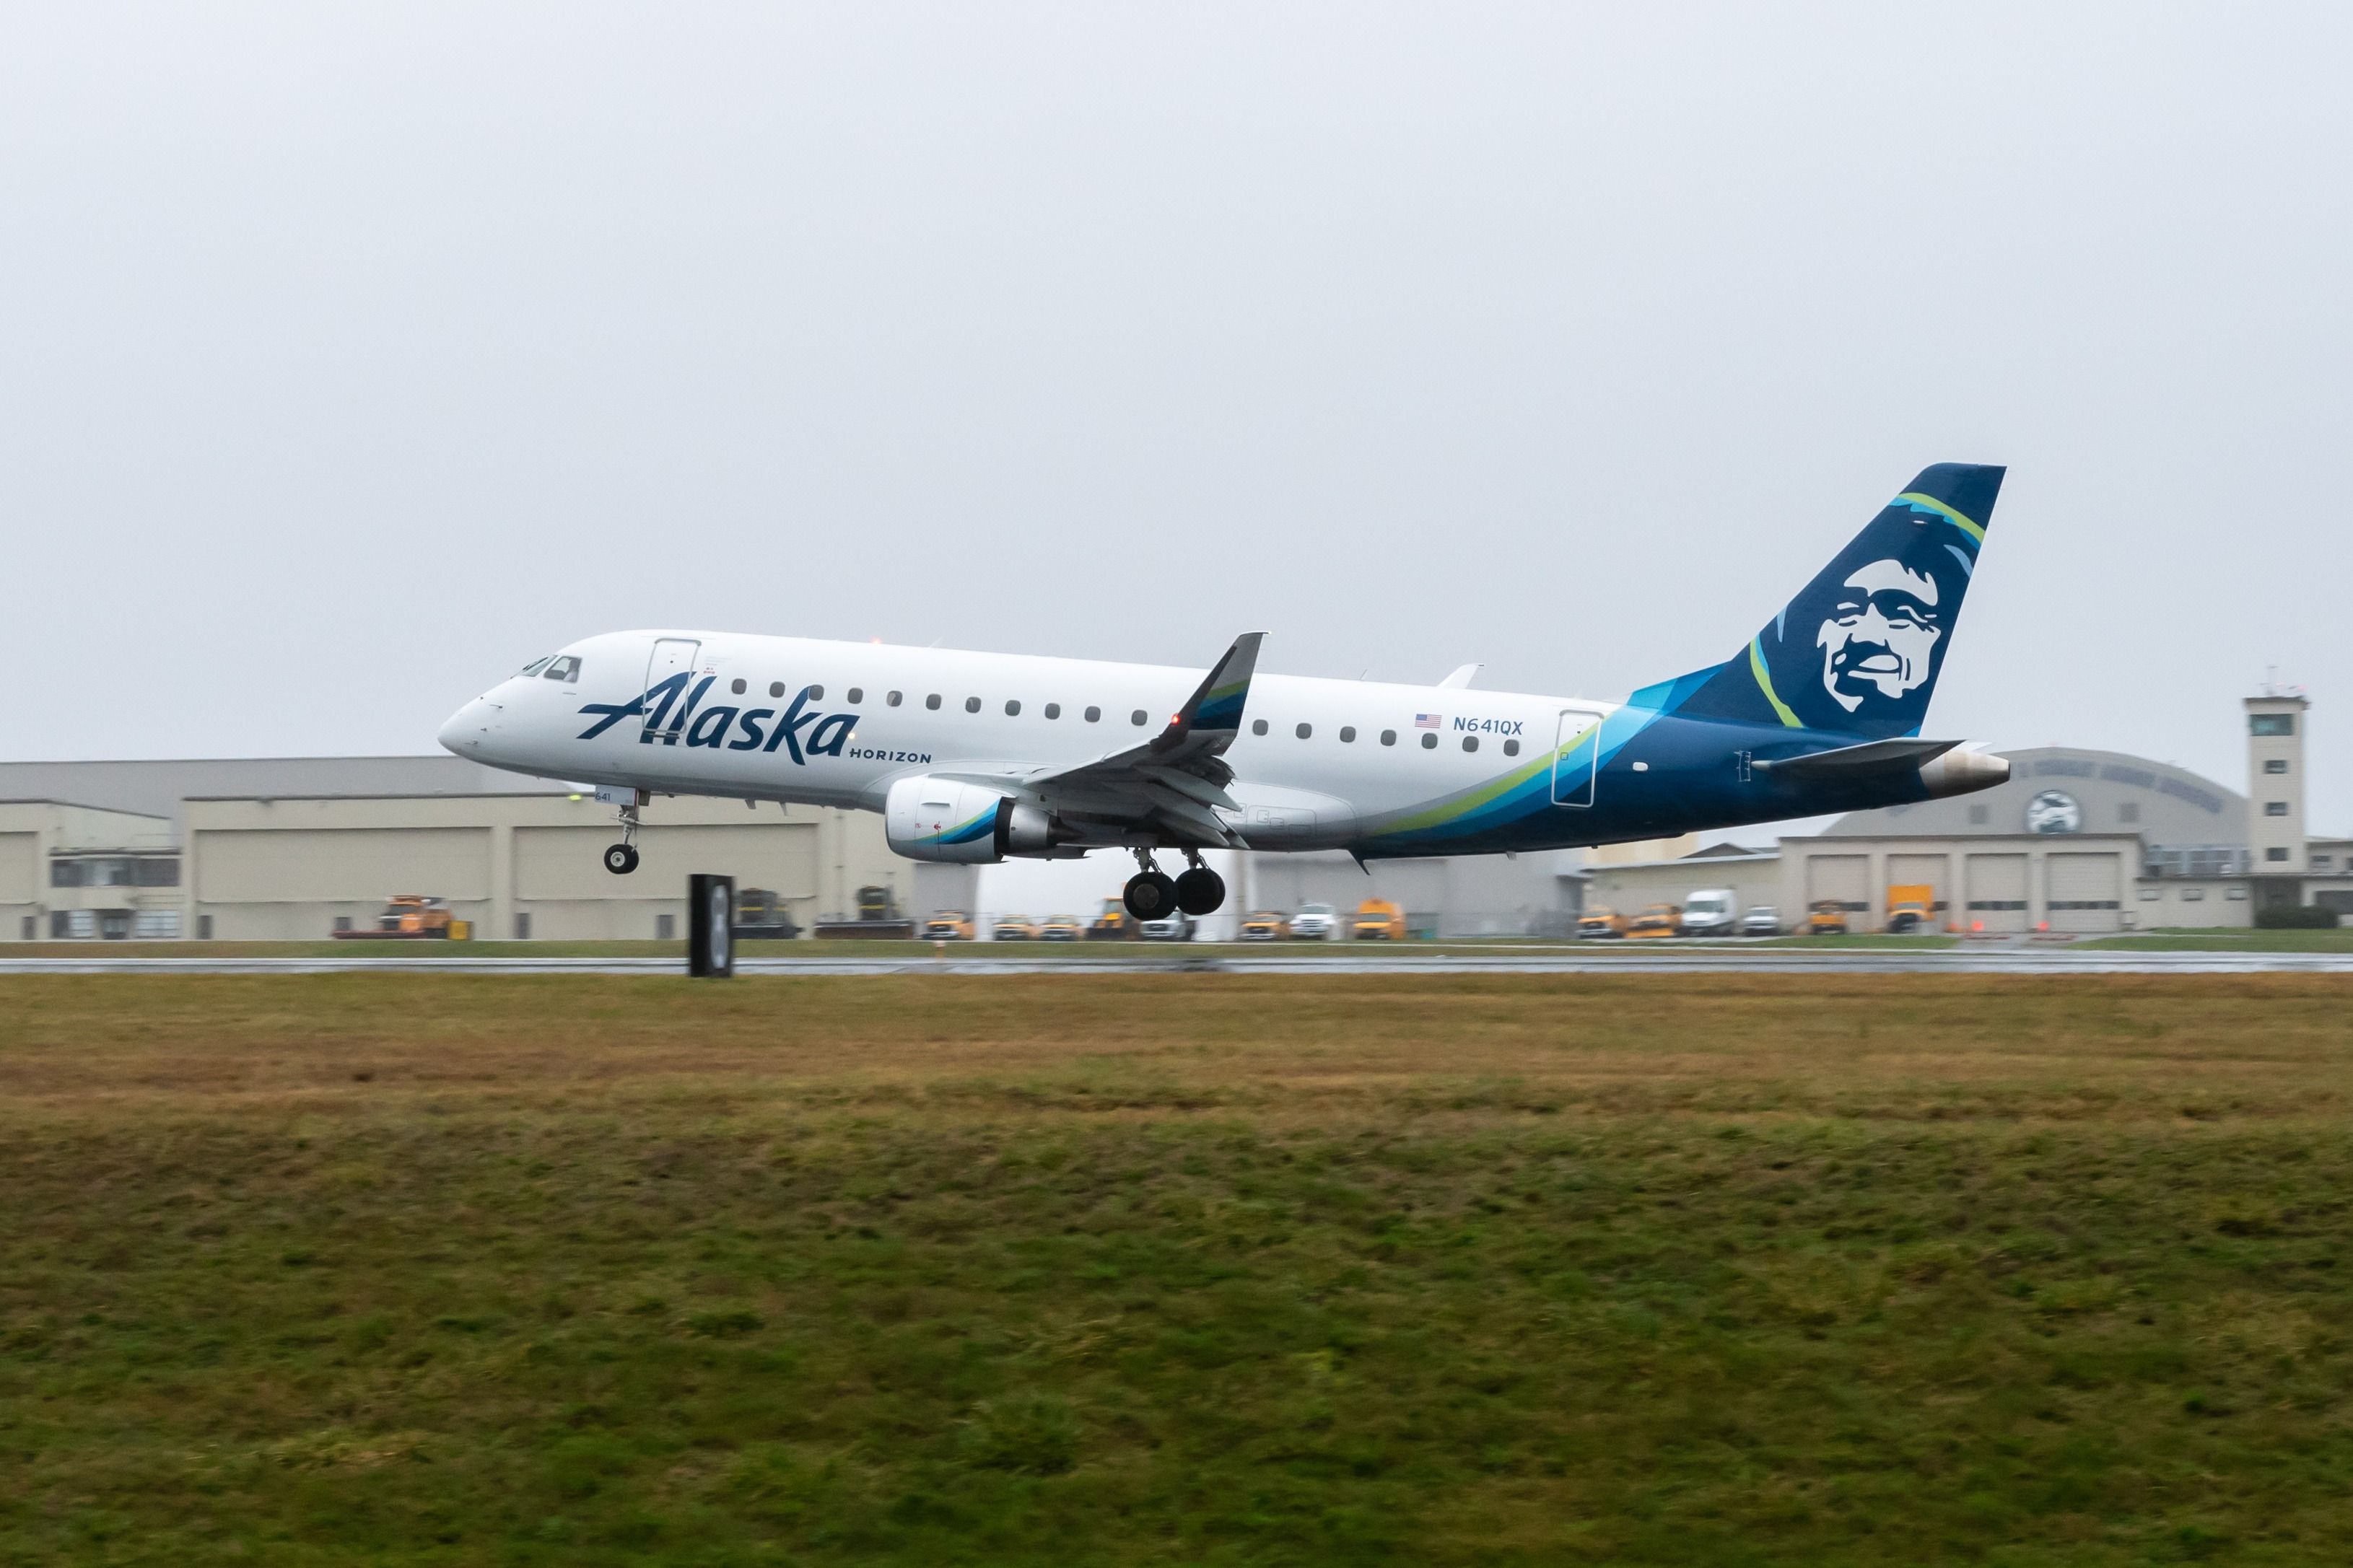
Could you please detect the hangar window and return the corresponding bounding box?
[887,691,902,706]
[1131,709,1148,726]
[2225,886,2248,899]
[2265,801,2290,817]
[1503,738,1519,756]
[1462,736,1478,753]
[1084,706,1101,722]
[1044,703,1060,719]
[848,688,863,704]
[543,656,581,682]
[2310,854,2334,870]
[1381,730,1397,746]
[1005,700,1021,717]
[135,857,179,888]
[926,694,942,710]
[1420,732,1438,750]
[1340,726,1356,743]
[730,678,748,695]
[966,696,982,713]
[2266,847,2290,862]
[2251,714,2296,737]
[50,860,81,888]
[2183,887,2206,901]
[1296,722,1313,740]
[2139,888,2161,900]
[2265,759,2289,774]
[1252,719,1268,735]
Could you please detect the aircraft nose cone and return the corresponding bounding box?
[438,698,499,757]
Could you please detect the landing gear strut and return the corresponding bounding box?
[604,794,642,875]
[1123,850,1179,921]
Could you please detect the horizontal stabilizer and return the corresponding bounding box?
[1752,737,1960,778]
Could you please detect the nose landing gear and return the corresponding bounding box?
[604,792,644,875]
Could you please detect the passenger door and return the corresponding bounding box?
[641,638,701,742]
[1552,709,1605,808]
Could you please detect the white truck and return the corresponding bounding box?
[1680,888,1738,938]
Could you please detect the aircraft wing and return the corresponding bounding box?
[943,631,1267,849]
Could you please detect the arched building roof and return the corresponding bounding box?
[1824,747,2245,847]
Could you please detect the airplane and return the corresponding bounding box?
[440,463,2011,921]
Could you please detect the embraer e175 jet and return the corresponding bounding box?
[440,463,2011,921]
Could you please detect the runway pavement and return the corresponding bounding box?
[4,946,2351,976]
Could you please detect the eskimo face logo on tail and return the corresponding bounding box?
[575,675,855,763]
[1815,559,1943,716]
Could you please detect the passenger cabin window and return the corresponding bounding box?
[926,694,942,710]
[730,678,747,695]
[1044,703,1060,719]
[1296,722,1312,739]
[1462,736,1478,753]
[888,691,904,706]
[807,686,824,701]
[543,656,581,682]
[770,682,787,698]
[1420,732,1438,750]
[965,696,982,713]
[1005,700,1021,716]
[1340,726,1356,743]
[1130,709,1148,725]
[848,688,864,704]
[1381,730,1397,746]
[1502,739,1518,756]
[1252,719,1268,736]
[1084,706,1101,722]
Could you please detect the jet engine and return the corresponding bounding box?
[883,775,1075,862]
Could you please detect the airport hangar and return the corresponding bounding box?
[0,754,1570,941]
[1579,691,2353,933]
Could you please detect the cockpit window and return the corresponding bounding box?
[543,656,582,683]
[519,656,554,676]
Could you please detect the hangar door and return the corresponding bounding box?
[0,832,36,906]
[1964,853,2029,932]
[2046,852,2124,933]
[1806,854,1869,913]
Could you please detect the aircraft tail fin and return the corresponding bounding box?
[1668,463,2004,738]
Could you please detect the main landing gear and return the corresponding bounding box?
[604,794,642,875]
[1122,851,1226,919]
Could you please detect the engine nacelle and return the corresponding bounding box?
[883,776,1077,863]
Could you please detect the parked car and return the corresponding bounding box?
[1238,910,1290,940]
[1578,904,1628,940]
[922,910,976,940]
[1625,904,1682,940]
[1353,898,1406,940]
[992,914,1038,941]
[1138,911,1196,942]
[1680,888,1737,938]
[1807,901,1850,936]
[1739,904,1781,937]
[1039,914,1083,942]
[1288,902,1340,940]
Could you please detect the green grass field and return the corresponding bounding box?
[4,973,2352,1564]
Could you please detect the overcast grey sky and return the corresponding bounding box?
[4,4,2348,831]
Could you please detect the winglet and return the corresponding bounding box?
[1152,631,1265,754]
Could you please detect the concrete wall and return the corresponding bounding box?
[183,794,908,941]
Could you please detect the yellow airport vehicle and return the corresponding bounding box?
[922,910,976,941]
[1579,905,1628,940]
[1352,898,1406,940]
[1807,901,1851,936]
[1884,884,1936,933]
[1625,903,1682,940]
[1238,910,1291,941]
[1087,896,1135,941]
[1039,914,1083,942]
[333,895,464,940]
[992,914,1039,941]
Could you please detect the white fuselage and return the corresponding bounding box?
[440,629,1613,851]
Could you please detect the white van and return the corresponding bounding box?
[1680,889,1737,937]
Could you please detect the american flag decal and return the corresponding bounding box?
[1414,713,1441,728]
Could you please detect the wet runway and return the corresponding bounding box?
[3,947,2349,976]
